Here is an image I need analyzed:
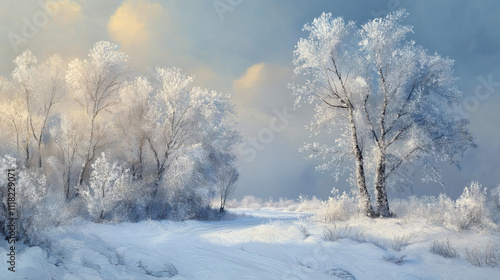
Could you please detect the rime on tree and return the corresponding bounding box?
[292,10,475,217]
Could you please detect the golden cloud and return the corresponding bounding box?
[232,63,290,122]
[233,63,289,104]
[53,0,83,26]
[233,63,266,92]
[107,0,162,47]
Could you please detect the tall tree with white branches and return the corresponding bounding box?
[115,76,153,180]
[11,51,67,168]
[292,10,475,217]
[66,41,128,187]
[143,67,240,217]
[11,50,38,167]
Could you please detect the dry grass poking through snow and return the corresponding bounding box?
[389,233,414,252]
[465,239,500,267]
[429,239,460,258]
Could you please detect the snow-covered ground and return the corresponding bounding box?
[1,208,499,279]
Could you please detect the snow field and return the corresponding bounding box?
[1,209,499,279]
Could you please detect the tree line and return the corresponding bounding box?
[0,41,240,242]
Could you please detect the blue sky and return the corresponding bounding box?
[0,0,499,200]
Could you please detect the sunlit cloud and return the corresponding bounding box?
[232,62,293,135]
[233,63,289,106]
[233,63,266,92]
[53,0,83,26]
[108,0,162,47]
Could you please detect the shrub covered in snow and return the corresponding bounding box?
[316,189,359,222]
[228,182,499,233]
[0,155,71,244]
[391,182,497,231]
[446,182,493,230]
[0,155,17,237]
[81,153,136,221]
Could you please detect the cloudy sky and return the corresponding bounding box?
[0,0,499,200]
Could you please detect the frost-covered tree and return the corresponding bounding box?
[66,41,128,186]
[292,10,475,217]
[146,68,234,184]
[145,67,240,217]
[215,153,239,212]
[0,86,28,157]
[11,51,66,168]
[146,67,197,185]
[51,113,86,200]
[115,76,153,180]
[0,41,241,228]
[31,55,67,168]
[11,50,37,167]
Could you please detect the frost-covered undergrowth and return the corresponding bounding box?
[227,182,500,231]
[1,208,499,279]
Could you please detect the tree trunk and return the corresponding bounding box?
[36,114,50,169]
[348,109,375,217]
[25,117,31,168]
[137,142,144,180]
[79,116,96,186]
[65,168,71,201]
[374,150,391,217]
[375,67,392,217]
[78,159,91,186]
[37,141,42,169]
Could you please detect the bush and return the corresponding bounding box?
[316,189,358,222]
[239,195,264,209]
[0,156,68,244]
[145,153,220,221]
[391,194,454,225]
[294,195,323,212]
[81,153,136,221]
[392,182,497,231]
[0,155,16,235]
[446,182,492,230]
[16,168,50,243]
